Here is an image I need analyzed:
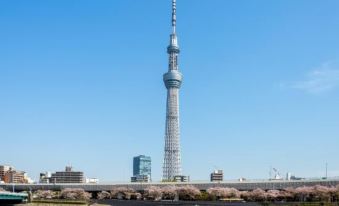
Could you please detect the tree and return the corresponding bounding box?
[266,190,280,201]
[97,191,111,200]
[60,188,91,200]
[34,190,57,199]
[144,186,162,201]
[207,187,227,200]
[240,191,250,201]
[327,186,337,202]
[225,188,241,198]
[335,185,339,201]
[176,185,201,201]
[280,188,296,201]
[313,185,331,202]
[207,187,240,200]
[248,188,266,202]
[283,187,297,201]
[161,186,177,200]
[110,187,136,200]
[295,186,313,202]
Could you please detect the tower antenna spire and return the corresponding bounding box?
[162,0,183,181]
[172,0,177,33]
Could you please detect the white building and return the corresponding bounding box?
[85,178,99,184]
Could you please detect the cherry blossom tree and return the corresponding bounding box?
[327,186,337,202]
[60,188,91,200]
[280,188,296,201]
[143,186,162,201]
[240,191,250,201]
[207,187,227,200]
[110,187,136,200]
[335,185,339,201]
[226,188,241,198]
[313,185,331,202]
[176,185,201,200]
[97,191,111,200]
[206,187,239,199]
[34,190,57,199]
[248,188,267,202]
[266,190,280,201]
[295,186,313,202]
[283,187,297,201]
[161,186,177,200]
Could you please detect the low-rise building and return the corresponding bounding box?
[174,175,189,182]
[85,178,99,184]
[210,170,223,182]
[131,175,151,183]
[40,167,98,184]
[39,172,52,183]
[48,166,85,184]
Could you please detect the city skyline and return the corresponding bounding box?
[1,0,339,182]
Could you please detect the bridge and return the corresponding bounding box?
[0,191,28,204]
[1,179,339,192]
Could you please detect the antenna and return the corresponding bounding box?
[171,0,177,34]
[269,166,272,179]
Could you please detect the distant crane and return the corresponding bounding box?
[270,167,283,180]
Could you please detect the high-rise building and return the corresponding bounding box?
[162,0,183,181]
[0,165,13,181]
[4,170,27,184]
[0,165,33,183]
[131,155,151,182]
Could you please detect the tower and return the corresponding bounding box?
[162,0,183,181]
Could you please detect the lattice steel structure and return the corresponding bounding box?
[162,0,183,181]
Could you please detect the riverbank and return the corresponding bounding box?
[16,203,108,206]
[95,200,260,206]
[13,201,339,206]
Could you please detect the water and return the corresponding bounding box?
[6,202,336,206]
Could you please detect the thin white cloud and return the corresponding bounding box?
[288,62,339,94]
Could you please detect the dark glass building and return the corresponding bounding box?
[132,155,151,182]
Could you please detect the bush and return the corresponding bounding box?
[196,191,211,201]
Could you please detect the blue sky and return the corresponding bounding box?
[1,0,339,182]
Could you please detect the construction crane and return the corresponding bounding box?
[270,167,283,180]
